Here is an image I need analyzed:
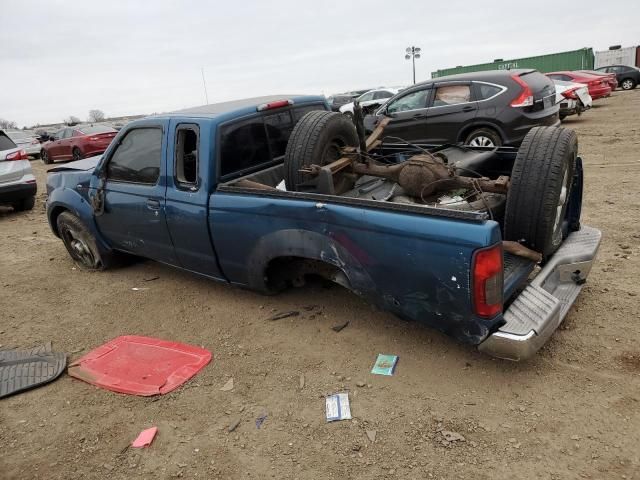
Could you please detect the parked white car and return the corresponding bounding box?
[552,80,592,121]
[339,88,402,116]
[0,130,37,211]
[6,130,42,158]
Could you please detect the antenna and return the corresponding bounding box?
[201,67,209,104]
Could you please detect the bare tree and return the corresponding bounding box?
[88,109,105,122]
[64,116,81,126]
[0,118,18,129]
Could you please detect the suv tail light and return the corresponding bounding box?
[257,99,294,111]
[510,74,534,107]
[561,87,579,100]
[472,244,503,318]
[6,149,28,160]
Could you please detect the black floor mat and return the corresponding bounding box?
[0,342,67,399]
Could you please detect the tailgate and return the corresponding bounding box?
[0,150,28,184]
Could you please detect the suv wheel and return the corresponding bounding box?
[41,149,52,164]
[465,128,502,147]
[621,78,636,90]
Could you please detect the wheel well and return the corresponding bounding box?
[458,123,502,143]
[264,256,351,292]
[621,77,635,85]
[49,206,69,237]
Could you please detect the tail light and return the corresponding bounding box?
[257,99,293,111]
[561,88,579,100]
[509,74,534,107]
[472,244,503,318]
[588,80,600,87]
[6,149,28,160]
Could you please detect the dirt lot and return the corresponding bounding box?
[1,90,639,480]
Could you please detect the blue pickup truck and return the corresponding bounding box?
[45,95,601,361]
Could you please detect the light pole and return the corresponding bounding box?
[405,46,421,85]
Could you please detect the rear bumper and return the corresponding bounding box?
[0,180,37,204]
[478,226,601,361]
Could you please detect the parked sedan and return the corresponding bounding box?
[339,88,401,116]
[552,80,592,120]
[576,70,618,91]
[41,125,117,164]
[364,69,559,147]
[5,130,42,158]
[0,130,37,211]
[595,65,640,90]
[545,71,611,100]
[327,89,370,111]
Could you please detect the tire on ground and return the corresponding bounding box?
[56,211,112,270]
[14,196,36,211]
[284,111,359,191]
[464,127,502,147]
[504,126,577,260]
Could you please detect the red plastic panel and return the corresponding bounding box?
[68,336,212,396]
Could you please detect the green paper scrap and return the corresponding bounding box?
[371,354,398,376]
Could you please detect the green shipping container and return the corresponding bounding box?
[431,48,594,78]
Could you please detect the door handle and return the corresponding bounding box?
[462,106,475,112]
[413,113,426,119]
[146,199,161,210]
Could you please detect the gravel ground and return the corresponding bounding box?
[1,90,639,479]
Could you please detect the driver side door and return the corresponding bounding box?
[381,87,432,142]
[94,121,177,265]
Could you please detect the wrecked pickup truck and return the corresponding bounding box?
[45,95,601,361]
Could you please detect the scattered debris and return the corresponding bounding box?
[371,354,399,376]
[67,336,212,396]
[299,374,305,390]
[143,276,160,282]
[325,393,352,422]
[356,381,366,387]
[228,418,241,433]
[220,378,234,392]
[303,305,320,311]
[331,321,349,332]
[255,414,268,429]
[131,427,158,448]
[266,311,300,321]
[366,430,377,443]
[131,287,148,291]
[441,430,466,443]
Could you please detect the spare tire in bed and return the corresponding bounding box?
[284,111,359,191]
[504,126,577,261]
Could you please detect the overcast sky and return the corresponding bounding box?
[1,0,638,127]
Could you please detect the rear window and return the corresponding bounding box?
[476,83,503,100]
[0,132,17,151]
[219,103,326,178]
[520,71,555,97]
[80,125,117,134]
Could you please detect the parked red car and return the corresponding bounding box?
[545,71,612,100]
[577,70,618,91]
[41,125,117,164]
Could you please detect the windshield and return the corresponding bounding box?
[79,125,116,134]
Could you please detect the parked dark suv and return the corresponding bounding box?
[364,69,559,147]
[595,65,640,90]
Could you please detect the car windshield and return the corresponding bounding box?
[79,125,116,134]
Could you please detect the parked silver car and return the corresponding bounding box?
[0,130,37,211]
[5,130,42,158]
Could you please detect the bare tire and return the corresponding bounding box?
[504,126,577,260]
[12,196,35,212]
[284,111,359,191]
[41,149,52,164]
[57,211,112,270]
[465,128,502,147]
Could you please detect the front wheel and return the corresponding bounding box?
[465,128,502,147]
[72,147,83,161]
[57,211,112,270]
[620,78,636,90]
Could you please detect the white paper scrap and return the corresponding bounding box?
[325,393,352,422]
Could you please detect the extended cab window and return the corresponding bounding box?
[433,85,471,106]
[107,128,162,184]
[219,104,325,178]
[387,89,429,113]
[175,125,199,187]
